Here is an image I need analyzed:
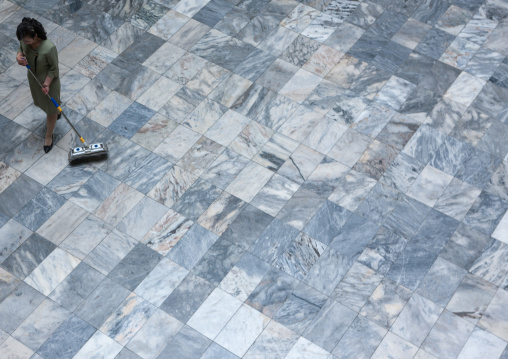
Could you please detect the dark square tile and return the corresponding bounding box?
[415,27,456,60]
[108,102,156,139]
[0,174,43,218]
[371,40,412,73]
[13,188,66,231]
[412,0,450,25]
[193,0,235,27]
[369,9,408,39]
[173,179,223,221]
[158,325,211,359]
[303,201,352,245]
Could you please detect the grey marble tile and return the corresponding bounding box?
[360,277,412,328]
[458,326,508,359]
[158,325,211,359]
[0,219,32,264]
[200,342,239,359]
[449,106,491,147]
[233,48,277,82]
[273,283,327,335]
[167,223,219,270]
[327,91,370,127]
[197,191,246,235]
[277,187,325,230]
[172,179,222,221]
[387,209,459,290]
[108,102,156,139]
[12,188,66,232]
[444,71,487,108]
[159,273,215,322]
[333,315,386,359]
[246,268,299,318]
[251,174,299,217]
[280,35,321,67]
[376,113,420,151]
[351,102,395,138]
[0,265,20,303]
[258,25,300,57]
[220,204,273,251]
[384,195,431,239]
[0,174,43,218]
[303,200,351,245]
[255,94,299,131]
[302,157,350,196]
[465,46,505,80]
[0,281,45,334]
[177,136,225,176]
[252,133,299,172]
[70,170,120,212]
[243,320,299,359]
[255,59,299,93]
[477,119,508,159]
[472,81,508,120]
[402,124,447,164]
[36,314,95,359]
[230,83,276,120]
[422,309,475,359]
[2,134,45,174]
[108,244,162,291]
[456,149,502,189]
[1,233,55,280]
[424,97,467,135]
[357,226,408,275]
[415,26,456,60]
[355,182,402,226]
[469,237,508,287]
[417,256,467,307]
[478,287,508,342]
[303,247,354,296]
[374,75,416,110]
[331,261,383,312]
[61,5,123,43]
[434,178,481,221]
[302,299,357,352]
[435,4,473,35]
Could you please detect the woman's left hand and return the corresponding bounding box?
[41,84,49,95]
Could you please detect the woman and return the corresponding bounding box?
[16,17,61,153]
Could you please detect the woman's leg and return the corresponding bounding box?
[45,113,57,146]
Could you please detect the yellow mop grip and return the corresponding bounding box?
[57,106,62,112]
[79,137,85,143]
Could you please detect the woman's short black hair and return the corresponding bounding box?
[16,17,47,41]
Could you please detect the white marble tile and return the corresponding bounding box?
[137,77,182,112]
[457,327,507,359]
[59,36,98,68]
[172,0,210,17]
[0,85,32,120]
[303,116,348,154]
[148,10,190,41]
[279,105,324,143]
[407,165,454,207]
[93,183,144,226]
[187,288,243,340]
[0,336,33,359]
[371,331,418,359]
[0,162,21,193]
[285,337,330,359]
[134,258,189,306]
[73,331,122,359]
[24,146,69,186]
[24,248,80,296]
[280,69,323,104]
[215,304,271,357]
[492,210,508,244]
[205,110,250,146]
[225,161,274,202]
[444,71,486,107]
[87,91,133,127]
[37,200,89,245]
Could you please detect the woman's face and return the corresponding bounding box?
[22,34,37,45]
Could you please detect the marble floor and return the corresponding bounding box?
[0,0,508,358]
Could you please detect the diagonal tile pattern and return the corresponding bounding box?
[1,0,508,358]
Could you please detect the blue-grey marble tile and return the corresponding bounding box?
[191,29,255,71]
[450,0,484,12]
[371,40,412,73]
[200,343,239,359]
[412,0,450,25]
[416,256,467,307]
[276,187,326,231]
[415,27,456,60]
[74,276,131,328]
[101,141,152,181]
[201,148,250,189]
[1,233,55,280]
[256,59,299,93]
[470,237,508,287]
[485,161,508,204]
[36,314,96,359]
[0,174,43,218]
[118,32,166,64]
[167,224,219,270]
[108,102,156,139]
[273,283,328,335]
[192,238,245,285]
[387,0,423,16]
[376,113,420,151]
[383,195,430,239]
[233,48,277,82]
[231,83,276,119]
[221,204,274,251]
[430,135,475,176]
[70,170,120,212]
[13,188,66,232]
[387,209,459,290]
[237,13,280,46]
[160,273,215,322]
[349,64,391,99]
[48,262,105,312]
[194,0,235,27]
[449,106,492,146]
[108,244,162,291]
[303,299,357,352]
[2,134,45,174]
[477,119,508,159]
[303,247,355,296]
[246,268,300,318]
[302,200,351,245]
[351,102,396,138]
[463,192,508,236]
[333,315,387,359]
[402,124,447,164]
[455,149,502,189]
[357,226,408,275]
[280,35,321,67]
[124,153,173,194]
[116,348,142,359]
[215,7,251,36]
[398,86,441,121]
[447,272,498,324]
[158,325,211,359]
[360,277,412,328]
[173,179,223,221]
[490,59,508,90]
[465,47,505,80]
[328,213,380,259]
[250,218,299,258]
[0,282,45,333]
[46,163,98,200]
[62,5,123,43]
[395,51,436,85]
[470,80,508,119]
[355,182,402,226]
[346,1,384,30]
[439,221,490,270]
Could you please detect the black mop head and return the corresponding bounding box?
[68,143,109,163]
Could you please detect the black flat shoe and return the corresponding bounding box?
[57,113,61,120]
[43,135,53,153]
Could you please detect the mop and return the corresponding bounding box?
[24,62,108,163]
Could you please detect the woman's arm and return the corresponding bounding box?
[16,42,27,65]
[42,45,59,95]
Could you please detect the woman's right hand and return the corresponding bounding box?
[16,53,27,66]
